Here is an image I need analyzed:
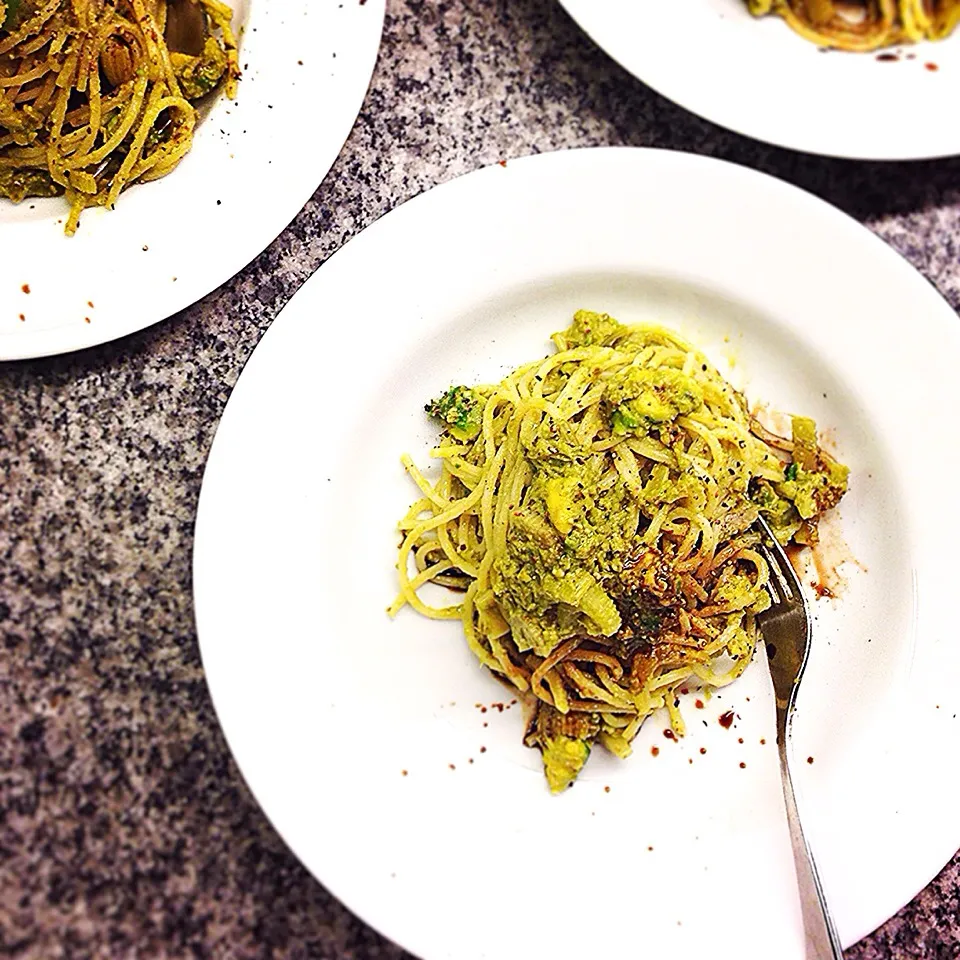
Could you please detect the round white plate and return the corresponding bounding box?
[0,0,384,361]
[193,147,960,960]
[558,0,960,160]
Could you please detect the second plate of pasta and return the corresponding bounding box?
[0,0,384,359]
[557,0,960,158]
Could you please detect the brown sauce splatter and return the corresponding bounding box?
[651,746,660,757]
[719,710,735,729]
[663,729,676,740]
[926,62,939,71]
[21,284,30,294]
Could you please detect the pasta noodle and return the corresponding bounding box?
[389,311,848,791]
[0,0,238,234]
[747,0,960,49]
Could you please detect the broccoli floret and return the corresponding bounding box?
[425,386,484,441]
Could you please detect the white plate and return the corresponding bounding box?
[0,0,384,360]
[193,147,960,960]
[558,0,960,160]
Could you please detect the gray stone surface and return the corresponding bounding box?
[2,0,959,956]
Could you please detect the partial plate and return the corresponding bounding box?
[193,147,960,960]
[0,0,384,360]
[558,0,960,160]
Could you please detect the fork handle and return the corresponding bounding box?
[778,739,845,960]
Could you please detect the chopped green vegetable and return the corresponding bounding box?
[170,36,228,100]
[544,475,579,535]
[541,736,591,793]
[752,416,848,545]
[608,366,703,433]
[551,308,626,349]
[1,0,27,31]
[0,166,61,203]
[790,415,819,471]
[425,385,484,441]
[525,704,599,792]
[542,569,621,637]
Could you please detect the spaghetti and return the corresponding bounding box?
[747,0,960,49]
[0,0,239,234]
[390,311,848,791]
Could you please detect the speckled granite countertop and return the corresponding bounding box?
[2,1,959,957]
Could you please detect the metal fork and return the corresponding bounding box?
[755,516,844,960]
